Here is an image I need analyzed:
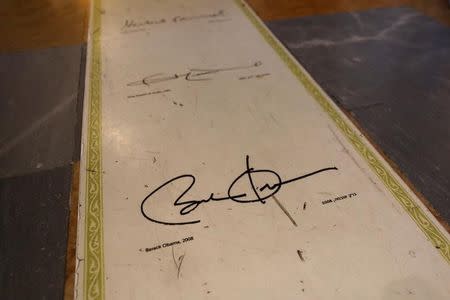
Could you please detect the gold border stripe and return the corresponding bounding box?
[235,0,449,263]
[84,0,105,299]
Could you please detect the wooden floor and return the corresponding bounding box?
[247,0,450,25]
[0,0,89,52]
[0,0,448,52]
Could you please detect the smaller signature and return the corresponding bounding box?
[121,10,226,32]
[127,61,262,87]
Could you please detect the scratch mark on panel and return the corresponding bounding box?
[328,125,364,172]
[297,249,305,262]
[172,246,185,279]
[272,195,298,227]
[0,94,74,157]
[177,254,185,279]
[269,113,281,127]
[329,125,386,195]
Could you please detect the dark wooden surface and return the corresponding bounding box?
[0,166,73,300]
[0,45,86,179]
[247,0,450,25]
[0,0,448,52]
[0,45,86,299]
[0,0,89,52]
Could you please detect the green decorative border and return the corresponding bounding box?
[235,0,449,263]
[84,0,105,299]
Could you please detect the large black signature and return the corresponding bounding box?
[141,155,338,226]
[127,61,262,87]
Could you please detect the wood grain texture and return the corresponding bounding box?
[247,0,450,25]
[0,0,89,52]
[64,162,79,300]
[0,45,85,178]
[0,0,448,52]
[0,166,72,300]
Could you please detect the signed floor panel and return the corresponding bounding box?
[76,1,450,299]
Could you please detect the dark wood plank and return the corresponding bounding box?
[0,166,73,300]
[0,45,86,179]
[0,0,89,52]
[247,0,450,26]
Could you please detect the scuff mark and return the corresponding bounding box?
[171,246,177,267]
[269,113,281,127]
[172,246,185,279]
[177,254,185,279]
[329,124,381,196]
[350,12,364,29]
[272,195,297,227]
[297,250,305,262]
[368,175,385,195]
[348,102,384,112]
[328,125,363,172]
[0,94,74,158]
[289,13,420,49]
